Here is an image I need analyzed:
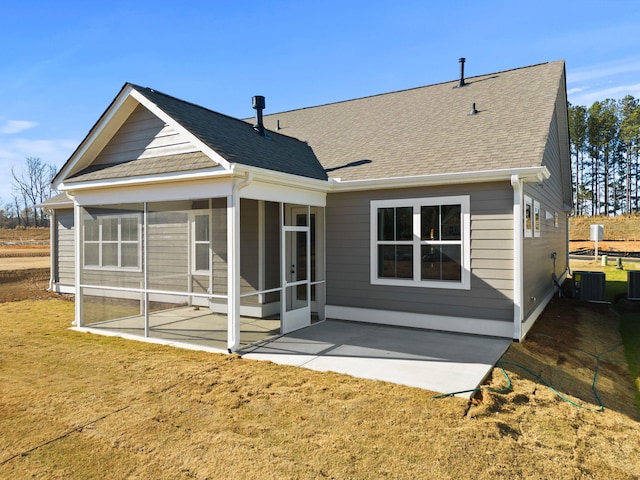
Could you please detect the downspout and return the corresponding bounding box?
[48,208,56,292]
[227,172,254,353]
[511,175,524,341]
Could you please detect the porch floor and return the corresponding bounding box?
[77,311,510,398]
[81,306,280,351]
[241,320,511,398]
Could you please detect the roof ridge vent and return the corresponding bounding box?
[252,95,266,136]
[456,57,467,88]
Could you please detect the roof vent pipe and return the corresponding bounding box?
[458,57,466,88]
[252,95,266,136]
[469,102,478,115]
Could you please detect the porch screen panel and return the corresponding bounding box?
[80,204,144,289]
[147,199,222,296]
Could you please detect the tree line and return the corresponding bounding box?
[0,157,57,228]
[569,95,640,216]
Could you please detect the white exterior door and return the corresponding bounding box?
[282,225,310,333]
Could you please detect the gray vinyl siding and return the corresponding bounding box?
[211,198,228,296]
[522,98,570,319]
[147,211,190,292]
[263,201,280,303]
[56,209,75,286]
[240,199,259,305]
[326,182,515,322]
[93,104,197,166]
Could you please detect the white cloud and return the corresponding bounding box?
[0,119,38,134]
[567,57,640,84]
[567,86,586,95]
[569,82,640,106]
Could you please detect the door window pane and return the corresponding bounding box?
[195,244,209,272]
[195,215,209,242]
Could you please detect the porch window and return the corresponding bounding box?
[83,214,141,270]
[371,196,470,290]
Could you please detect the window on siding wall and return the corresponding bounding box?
[524,196,533,238]
[371,196,470,290]
[83,214,141,271]
[534,200,541,237]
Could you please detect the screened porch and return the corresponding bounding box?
[75,197,325,352]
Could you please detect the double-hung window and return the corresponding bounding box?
[83,214,141,270]
[371,196,470,289]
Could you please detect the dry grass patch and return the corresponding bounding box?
[1,298,639,479]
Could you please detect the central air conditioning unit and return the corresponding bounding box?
[629,271,640,301]
[572,271,606,302]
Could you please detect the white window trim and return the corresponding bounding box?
[533,200,541,237]
[524,195,533,238]
[370,195,470,290]
[190,211,212,275]
[83,213,142,272]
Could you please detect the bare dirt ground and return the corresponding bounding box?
[570,240,640,255]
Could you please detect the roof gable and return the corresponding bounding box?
[127,85,328,181]
[54,84,328,188]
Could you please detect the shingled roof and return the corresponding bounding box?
[57,60,565,187]
[128,85,328,181]
[257,60,566,182]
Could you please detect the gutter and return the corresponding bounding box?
[330,166,550,192]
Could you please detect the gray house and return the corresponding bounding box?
[43,59,572,352]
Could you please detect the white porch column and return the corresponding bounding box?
[227,173,253,352]
[74,201,83,327]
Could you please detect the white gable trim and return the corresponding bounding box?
[53,85,234,191]
[53,86,139,188]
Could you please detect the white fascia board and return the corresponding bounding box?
[128,89,232,171]
[233,164,330,193]
[53,86,139,189]
[58,165,232,192]
[329,166,551,192]
[66,176,234,206]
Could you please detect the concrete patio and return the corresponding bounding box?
[241,320,511,398]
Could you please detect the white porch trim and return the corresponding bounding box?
[325,305,513,338]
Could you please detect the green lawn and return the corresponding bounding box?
[570,259,640,412]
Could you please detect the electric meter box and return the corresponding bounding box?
[590,224,604,241]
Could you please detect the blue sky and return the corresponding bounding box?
[1,0,640,203]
